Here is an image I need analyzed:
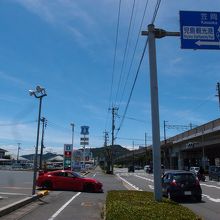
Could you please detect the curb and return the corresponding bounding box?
[0,190,49,217]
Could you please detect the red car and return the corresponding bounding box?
[37,170,103,193]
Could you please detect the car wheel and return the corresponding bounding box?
[42,181,53,189]
[195,195,202,202]
[84,183,94,192]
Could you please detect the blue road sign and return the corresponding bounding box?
[180,11,220,50]
[81,126,89,135]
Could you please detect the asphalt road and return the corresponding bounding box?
[115,168,220,220]
[0,167,126,220]
[1,168,220,220]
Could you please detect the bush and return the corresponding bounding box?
[106,191,202,220]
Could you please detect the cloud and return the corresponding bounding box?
[0,71,27,87]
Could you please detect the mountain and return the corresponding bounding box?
[90,145,130,159]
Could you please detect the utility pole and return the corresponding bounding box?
[216,82,220,110]
[142,24,179,201]
[109,106,118,174]
[70,123,74,171]
[132,140,135,167]
[39,117,47,170]
[163,120,168,144]
[17,143,21,162]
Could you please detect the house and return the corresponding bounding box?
[0,148,7,159]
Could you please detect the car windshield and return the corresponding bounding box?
[71,172,82,178]
[195,167,199,171]
[173,173,196,182]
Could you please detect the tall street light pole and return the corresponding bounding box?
[29,85,47,195]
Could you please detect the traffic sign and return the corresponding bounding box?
[180,11,220,49]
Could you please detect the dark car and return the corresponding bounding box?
[209,165,220,181]
[161,170,202,202]
[128,165,135,172]
[37,170,103,192]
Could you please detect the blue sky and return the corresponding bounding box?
[0,0,219,156]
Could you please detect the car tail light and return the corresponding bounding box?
[171,179,177,186]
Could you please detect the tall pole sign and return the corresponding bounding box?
[180,11,220,50]
[63,144,72,170]
[80,126,89,169]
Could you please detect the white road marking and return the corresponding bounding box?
[200,183,220,190]
[148,185,154,190]
[134,174,154,182]
[48,172,97,220]
[0,192,27,196]
[202,194,220,203]
[116,174,142,191]
[48,192,81,220]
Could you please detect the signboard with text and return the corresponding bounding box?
[180,11,220,49]
[63,144,73,170]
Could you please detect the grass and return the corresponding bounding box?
[105,190,202,220]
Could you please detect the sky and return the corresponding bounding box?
[0,0,220,156]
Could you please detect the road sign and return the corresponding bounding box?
[80,137,89,141]
[180,11,220,49]
[81,126,89,135]
[80,141,89,145]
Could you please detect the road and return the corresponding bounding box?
[1,168,220,220]
[115,168,220,220]
[0,167,126,220]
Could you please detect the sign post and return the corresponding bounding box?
[63,144,72,170]
[180,11,220,50]
[80,126,89,170]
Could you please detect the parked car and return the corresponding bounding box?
[134,165,142,170]
[144,165,150,172]
[37,170,103,192]
[189,166,200,175]
[161,170,202,202]
[128,165,134,172]
[209,165,220,181]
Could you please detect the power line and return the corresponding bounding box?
[118,0,149,108]
[115,0,136,105]
[115,0,162,138]
[105,0,122,132]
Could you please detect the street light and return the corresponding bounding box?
[29,85,47,195]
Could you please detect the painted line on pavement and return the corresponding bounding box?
[48,192,81,220]
[0,192,28,196]
[134,174,154,182]
[202,194,220,203]
[48,172,94,220]
[116,174,142,191]
[200,183,220,190]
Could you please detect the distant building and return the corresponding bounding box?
[0,148,7,159]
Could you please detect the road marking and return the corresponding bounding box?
[48,192,81,220]
[148,185,154,190]
[0,192,28,196]
[134,174,154,182]
[202,194,220,203]
[116,174,142,191]
[200,183,220,190]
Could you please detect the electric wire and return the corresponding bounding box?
[105,0,122,131]
[114,0,136,106]
[118,0,149,109]
[115,0,162,138]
